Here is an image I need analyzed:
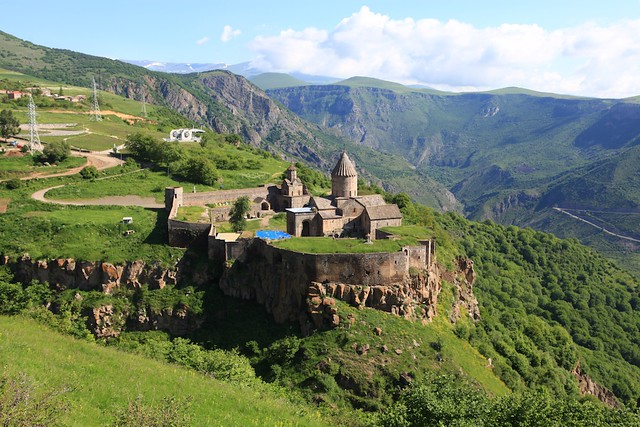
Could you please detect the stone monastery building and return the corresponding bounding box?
[165,151,402,245]
[285,151,402,239]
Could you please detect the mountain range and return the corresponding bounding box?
[1,30,639,273]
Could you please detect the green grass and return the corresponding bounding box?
[176,205,208,223]
[66,133,122,151]
[0,176,183,264]
[0,153,86,179]
[3,204,182,263]
[0,315,328,426]
[272,236,419,254]
[380,225,435,240]
[46,170,200,202]
[260,298,508,411]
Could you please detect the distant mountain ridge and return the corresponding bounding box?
[121,59,229,74]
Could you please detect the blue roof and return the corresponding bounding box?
[256,230,291,241]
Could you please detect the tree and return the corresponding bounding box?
[178,157,219,186]
[155,141,185,175]
[224,134,242,146]
[125,132,158,161]
[229,196,250,232]
[42,141,71,163]
[0,109,20,142]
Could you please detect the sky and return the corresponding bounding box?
[3,0,640,98]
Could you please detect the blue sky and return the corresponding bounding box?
[3,1,640,97]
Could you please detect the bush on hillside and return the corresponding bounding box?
[4,178,22,189]
[0,372,70,427]
[41,141,71,163]
[110,395,191,427]
[80,165,99,179]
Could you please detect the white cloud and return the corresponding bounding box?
[196,36,209,45]
[248,6,640,98]
[221,25,241,43]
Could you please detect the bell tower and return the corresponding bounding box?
[331,151,357,198]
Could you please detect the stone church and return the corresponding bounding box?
[286,151,402,239]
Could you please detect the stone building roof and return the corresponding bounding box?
[365,204,403,221]
[310,196,335,210]
[355,194,386,207]
[331,151,357,177]
[318,210,341,219]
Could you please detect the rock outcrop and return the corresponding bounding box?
[86,304,126,339]
[5,254,177,293]
[448,257,481,323]
[572,361,619,408]
[132,304,204,336]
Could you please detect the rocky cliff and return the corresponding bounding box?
[219,238,479,334]
[572,361,620,408]
[1,254,205,338]
[104,72,329,168]
[4,254,177,293]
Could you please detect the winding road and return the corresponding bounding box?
[27,148,163,209]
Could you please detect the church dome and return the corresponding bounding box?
[331,151,357,177]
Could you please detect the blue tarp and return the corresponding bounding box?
[256,230,291,240]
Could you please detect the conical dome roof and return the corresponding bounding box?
[331,151,357,177]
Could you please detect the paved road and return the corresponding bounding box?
[31,187,163,208]
[553,207,640,243]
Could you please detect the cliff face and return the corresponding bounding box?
[572,362,620,408]
[105,72,328,168]
[5,254,177,293]
[1,254,204,338]
[219,239,479,333]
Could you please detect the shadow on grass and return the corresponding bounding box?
[143,208,169,245]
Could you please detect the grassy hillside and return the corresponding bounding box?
[0,315,327,426]
[250,72,310,90]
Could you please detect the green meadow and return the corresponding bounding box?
[0,315,328,426]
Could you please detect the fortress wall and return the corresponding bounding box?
[219,238,434,323]
[403,245,428,270]
[258,239,411,286]
[168,218,211,247]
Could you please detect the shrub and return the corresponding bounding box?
[42,141,71,163]
[0,372,70,427]
[110,395,191,427]
[80,165,99,179]
[4,178,22,189]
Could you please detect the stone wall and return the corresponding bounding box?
[181,186,275,206]
[167,218,211,248]
[219,238,434,323]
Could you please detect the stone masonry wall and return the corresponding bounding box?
[181,187,273,206]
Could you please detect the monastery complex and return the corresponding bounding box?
[165,151,403,244]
